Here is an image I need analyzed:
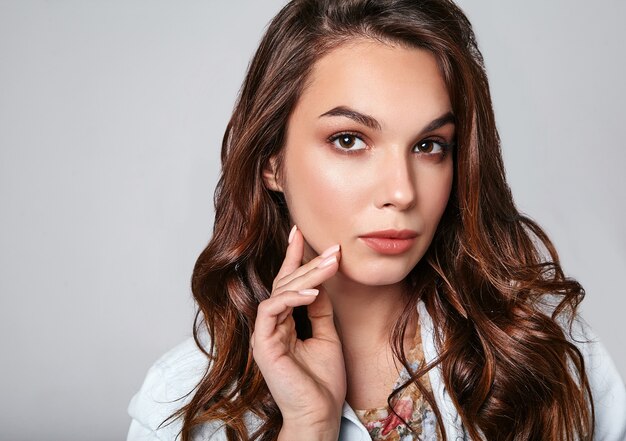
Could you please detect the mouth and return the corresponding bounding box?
[359,229,418,239]
[358,229,418,255]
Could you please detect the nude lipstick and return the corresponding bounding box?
[359,229,418,255]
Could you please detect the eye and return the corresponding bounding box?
[414,139,451,155]
[328,132,367,152]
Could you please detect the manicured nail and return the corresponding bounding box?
[288,225,297,244]
[320,244,340,258]
[298,289,319,296]
[317,255,337,269]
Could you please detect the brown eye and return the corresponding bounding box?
[338,135,356,149]
[329,133,367,151]
[416,140,444,154]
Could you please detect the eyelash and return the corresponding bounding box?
[326,131,455,157]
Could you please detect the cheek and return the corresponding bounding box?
[282,151,362,256]
[417,163,454,228]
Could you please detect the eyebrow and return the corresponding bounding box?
[318,105,456,135]
[319,106,382,131]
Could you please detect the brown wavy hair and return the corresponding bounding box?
[163,0,594,440]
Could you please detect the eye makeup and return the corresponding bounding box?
[325,130,456,160]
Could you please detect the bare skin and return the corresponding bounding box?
[255,38,455,439]
[251,227,345,440]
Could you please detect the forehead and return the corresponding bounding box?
[290,38,451,129]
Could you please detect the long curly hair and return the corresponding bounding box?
[163,1,594,439]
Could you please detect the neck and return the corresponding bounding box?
[321,270,408,357]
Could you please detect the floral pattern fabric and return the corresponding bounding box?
[353,324,440,440]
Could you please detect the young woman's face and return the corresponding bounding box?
[266,39,455,286]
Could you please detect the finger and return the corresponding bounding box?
[254,290,319,339]
[272,225,304,293]
[276,289,319,322]
[307,286,339,341]
[274,243,341,292]
[274,253,340,296]
[277,308,292,324]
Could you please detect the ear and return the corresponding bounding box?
[262,156,283,192]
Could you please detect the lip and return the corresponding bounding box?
[358,229,418,255]
[359,229,418,239]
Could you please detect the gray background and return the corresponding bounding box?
[0,1,624,440]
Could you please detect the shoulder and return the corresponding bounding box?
[419,301,626,440]
[126,334,227,441]
[561,315,626,440]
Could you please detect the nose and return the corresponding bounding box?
[373,148,417,211]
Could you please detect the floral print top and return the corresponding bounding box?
[353,324,440,440]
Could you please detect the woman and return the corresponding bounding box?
[127,0,626,440]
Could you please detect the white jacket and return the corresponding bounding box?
[127,301,626,440]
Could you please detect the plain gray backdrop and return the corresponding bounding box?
[1,1,624,440]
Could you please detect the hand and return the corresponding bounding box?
[251,225,346,438]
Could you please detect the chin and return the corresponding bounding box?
[338,260,413,287]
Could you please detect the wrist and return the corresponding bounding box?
[279,418,340,441]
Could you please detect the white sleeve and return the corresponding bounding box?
[127,418,162,441]
[568,317,626,440]
[126,337,225,441]
[126,358,188,441]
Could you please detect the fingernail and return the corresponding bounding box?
[320,244,340,258]
[317,255,337,269]
[298,289,319,296]
[288,225,297,244]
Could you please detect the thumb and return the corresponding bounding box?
[307,286,338,341]
[273,224,304,289]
